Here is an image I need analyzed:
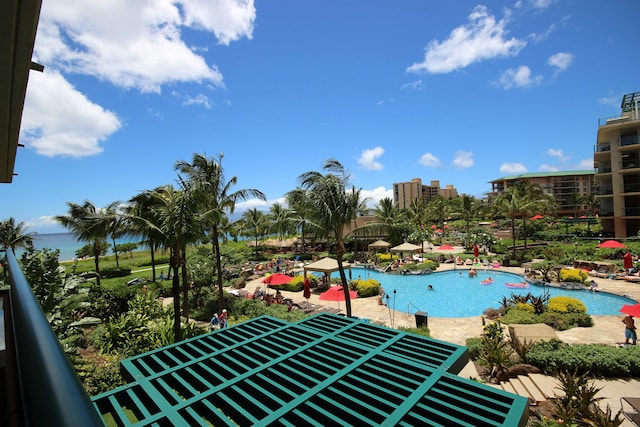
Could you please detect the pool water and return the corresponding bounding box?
[343,268,636,318]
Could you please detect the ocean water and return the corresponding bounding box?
[18,233,140,262]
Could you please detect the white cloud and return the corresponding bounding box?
[599,95,620,107]
[23,216,61,233]
[548,52,574,74]
[183,94,212,109]
[407,5,526,74]
[453,150,474,169]
[577,158,594,169]
[500,163,528,174]
[538,164,559,172]
[547,148,569,161]
[36,0,256,93]
[418,153,442,167]
[235,198,271,211]
[21,71,121,157]
[400,80,425,91]
[494,66,543,89]
[361,187,393,209]
[358,147,384,171]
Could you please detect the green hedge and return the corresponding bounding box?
[527,339,640,377]
[100,266,132,278]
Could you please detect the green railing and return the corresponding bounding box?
[3,249,103,426]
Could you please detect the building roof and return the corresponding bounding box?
[0,0,43,183]
[489,169,595,183]
[92,313,529,426]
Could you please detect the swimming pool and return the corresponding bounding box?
[343,268,636,318]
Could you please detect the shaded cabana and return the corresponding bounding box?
[303,257,352,281]
[390,242,422,254]
[368,239,392,252]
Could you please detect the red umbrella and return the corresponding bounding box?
[437,244,454,250]
[530,214,544,220]
[597,240,626,249]
[621,303,640,317]
[303,277,311,307]
[319,285,357,312]
[430,224,437,229]
[262,273,293,286]
[473,244,479,257]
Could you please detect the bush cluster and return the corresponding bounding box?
[353,278,380,297]
[527,339,640,377]
[559,268,587,283]
[100,266,132,278]
[548,295,587,314]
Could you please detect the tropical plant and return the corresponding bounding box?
[175,152,265,318]
[0,217,34,253]
[56,200,116,286]
[242,208,269,257]
[299,158,361,317]
[477,321,513,379]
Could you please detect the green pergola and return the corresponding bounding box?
[92,313,528,426]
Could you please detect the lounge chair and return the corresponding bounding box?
[620,397,640,425]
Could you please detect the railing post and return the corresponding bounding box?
[3,250,103,426]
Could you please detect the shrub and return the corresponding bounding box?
[466,337,482,360]
[527,340,640,377]
[376,253,398,263]
[559,268,587,283]
[500,307,539,325]
[548,296,587,314]
[353,278,380,297]
[100,266,132,278]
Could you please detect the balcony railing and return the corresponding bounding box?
[625,207,640,216]
[594,143,611,152]
[2,249,102,426]
[624,183,640,193]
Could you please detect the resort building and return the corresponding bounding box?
[393,178,458,209]
[488,170,596,216]
[594,91,640,238]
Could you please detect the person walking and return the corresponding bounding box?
[219,309,228,329]
[623,314,637,345]
[209,313,219,331]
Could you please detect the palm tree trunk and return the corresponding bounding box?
[510,216,517,257]
[171,250,182,342]
[336,241,352,317]
[181,247,189,320]
[150,242,157,282]
[522,216,528,250]
[112,236,120,268]
[212,225,225,312]
[93,240,101,287]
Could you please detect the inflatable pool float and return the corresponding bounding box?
[480,278,493,285]
[506,282,529,288]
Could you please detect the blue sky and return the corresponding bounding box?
[4,0,640,233]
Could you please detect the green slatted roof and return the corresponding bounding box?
[92,313,529,426]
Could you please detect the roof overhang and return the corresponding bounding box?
[0,0,42,183]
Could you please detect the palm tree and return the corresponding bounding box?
[582,193,599,216]
[457,195,477,233]
[144,183,200,341]
[371,197,402,244]
[403,198,429,251]
[299,159,361,317]
[268,202,291,240]
[56,200,113,286]
[0,217,33,253]
[126,191,167,282]
[286,188,313,252]
[175,152,265,313]
[495,183,552,255]
[242,208,269,257]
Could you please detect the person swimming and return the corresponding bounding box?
[427,284,434,291]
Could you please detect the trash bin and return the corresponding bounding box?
[415,311,428,328]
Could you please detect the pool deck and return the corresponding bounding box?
[244,263,640,424]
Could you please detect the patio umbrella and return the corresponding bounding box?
[437,244,455,251]
[530,214,544,220]
[319,285,357,311]
[473,244,479,257]
[262,273,293,286]
[620,303,640,318]
[597,240,626,249]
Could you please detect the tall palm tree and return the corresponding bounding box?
[495,183,551,255]
[457,195,477,233]
[144,183,200,341]
[126,191,167,282]
[0,217,33,253]
[371,197,402,244]
[286,188,313,253]
[175,152,265,313]
[403,198,429,251]
[242,208,269,257]
[56,200,113,286]
[268,202,291,240]
[299,159,361,317]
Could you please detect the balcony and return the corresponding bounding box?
[594,143,611,152]
[595,167,612,174]
[624,183,640,193]
[597,187,614,195]
[625,207,640,217]
[1,250,103,426]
